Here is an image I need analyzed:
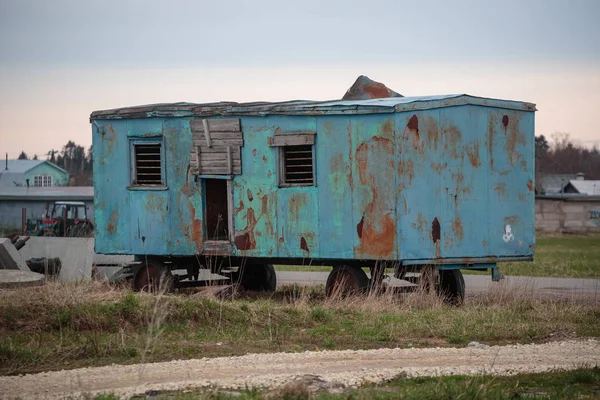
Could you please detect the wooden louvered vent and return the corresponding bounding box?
[134,143,163,185]
[190,118,243,175]
[283,145,314,185]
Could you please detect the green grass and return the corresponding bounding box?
[275,234,600,279]
[92,367,600,399]
[1,281,599,376]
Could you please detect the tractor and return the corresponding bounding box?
[25,201,94,237]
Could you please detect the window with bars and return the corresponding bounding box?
[132,142,164,186]
[280,144,315,187]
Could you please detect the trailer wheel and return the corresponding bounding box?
[133,260,173,293]
[326,265,369,298]
[437,269,465,305]
[238,263,276,292]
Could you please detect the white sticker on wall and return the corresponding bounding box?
[503,225,514,243]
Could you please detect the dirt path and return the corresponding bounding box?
[1,340,598,399]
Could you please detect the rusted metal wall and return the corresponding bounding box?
[92,97,535,264]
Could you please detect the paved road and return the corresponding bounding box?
[276,271,600,299]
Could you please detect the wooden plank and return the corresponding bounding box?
[202,119,211,147]
[194,138,243,147]
[195,146,241,155]
[201,166,242,175]
[199,159,241,168]
[268,133,315,147]
[198,152,241,161]
[190,118,240,132]
[192,131,242,140]
[226,146,232,174]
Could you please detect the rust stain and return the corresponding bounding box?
[356,216,364,238]
[261,195,268,216]
[300,236,310,252]
[267,170,272,178]
[426,116,439,150]
[504,113,525,167]
[443,125,463,159]
[504,215,520,225]
[234,233,252,251]
[452,217,464,240]
[417,213,428,235]
[432,217,441,258]
[430,162,446,174]
[431,217,441,242]
[397,160,415,185]
[502,115,509,130]
[406,115,420,149]
[234,207,257,250]
[252,149,257,156]
[247,189,254,202]
[234,195,271,251]
[403,195,407,214]
[262,155,267,163]
[466,141,481,167]
[381,118,394,137]
[234,200,244,216]
[494,183,507,196]
[354,136,396,258]
[527,179,534,192]
[107,211,118,234]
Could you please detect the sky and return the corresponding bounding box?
[1,0,599,159]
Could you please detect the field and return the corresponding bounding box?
[1,279,599,377]
[274,234,600,279]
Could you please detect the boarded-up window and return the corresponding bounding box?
[133,143,163,185]
[268,132,316,187]
[190,119,243,175]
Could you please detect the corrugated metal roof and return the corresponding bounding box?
[568,180,600,196]
[0,160,68,188]
[0,186,93,201]
[90,94,536,120]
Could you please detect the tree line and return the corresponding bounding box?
[15,133,600,186]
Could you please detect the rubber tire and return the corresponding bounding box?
[132,260,173,293]
[239,264,276,292]
[326,265,370,298]
[437,269,465,305]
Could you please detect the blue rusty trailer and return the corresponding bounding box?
[90,91,536,301]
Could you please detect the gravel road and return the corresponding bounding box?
[1,339,598,399]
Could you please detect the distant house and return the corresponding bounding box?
[537,173,582,194]
[0,160,69,188]
[563,179,600,196]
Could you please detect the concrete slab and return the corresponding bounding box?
[0,238,29,271]
[0,269,45,289]
[18,237,94,282]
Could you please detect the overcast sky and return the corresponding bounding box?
[1,0,599,159]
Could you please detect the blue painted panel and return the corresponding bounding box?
[316,117,354,259]
[93,120,131,254]
[439,106,489,258]
[486,108,535,257]
[232,116,279,256]
[351,114,397,260]
[397,109,442,260]
[128,190,169,254]
[163,118,203,255]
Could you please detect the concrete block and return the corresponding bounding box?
[0,238,29,271]
[18,237,94,282]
